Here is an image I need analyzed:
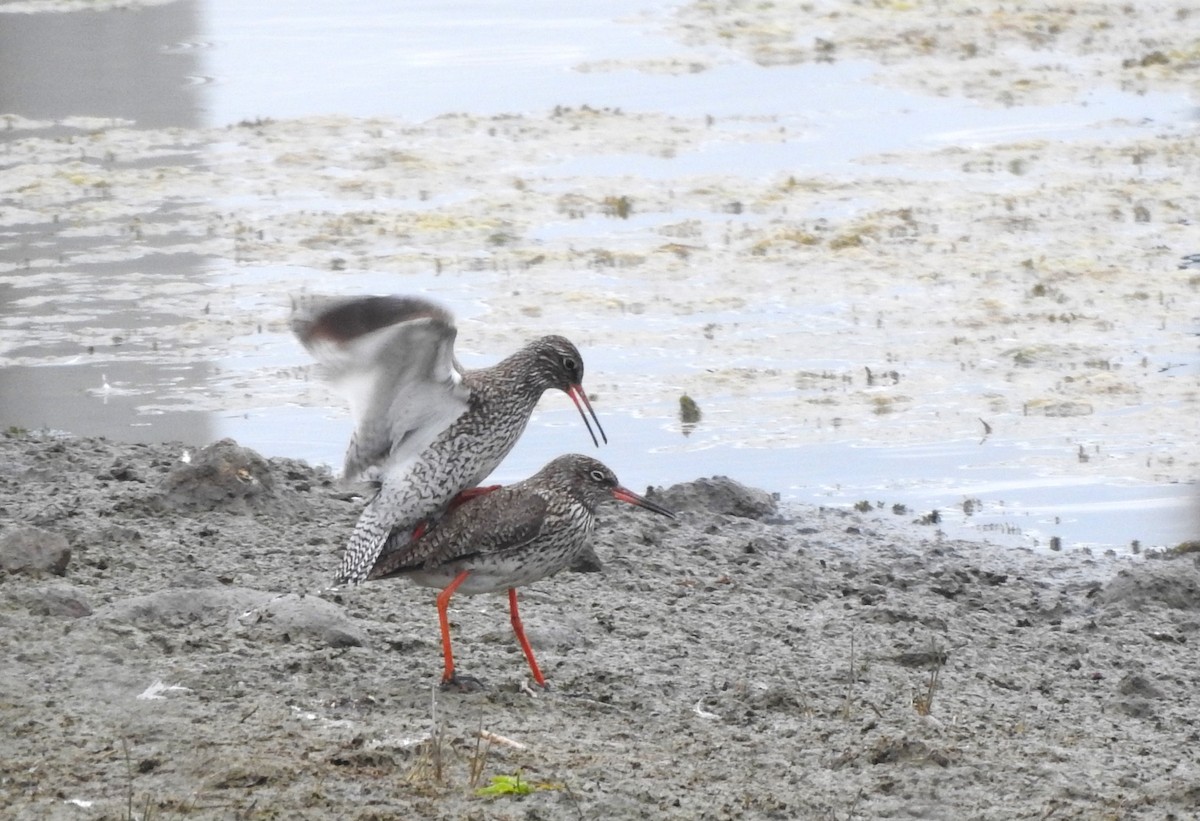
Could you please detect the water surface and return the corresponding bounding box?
[0,1,1194,553]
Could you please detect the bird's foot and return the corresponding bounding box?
[440,673,487,693]
[519,678,550,698]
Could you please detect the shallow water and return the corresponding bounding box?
[0,1,1195,553]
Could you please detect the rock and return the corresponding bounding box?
[647,476,778,520]
[0,525,71,577]
[1113,698,1156,719]
[94,586,272,628]
[236,592,366,648]
[12,583,92,618]
[1117,673,1164,700]
[93,587,366,649]
[156,438,297,514]
[851,736,954,768]
[1097,562,1200,611]
[320,627,364,649]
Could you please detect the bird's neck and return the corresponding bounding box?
[466,344,548,398]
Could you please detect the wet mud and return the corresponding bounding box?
[2,432,1198,819]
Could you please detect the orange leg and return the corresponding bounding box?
[436,570,472,684]
[508,587,547,687]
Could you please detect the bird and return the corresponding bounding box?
[367,454,675,689]
[291,295,607,585]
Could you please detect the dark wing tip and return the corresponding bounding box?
[294,295,455,347]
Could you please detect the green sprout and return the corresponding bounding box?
[475,771,559,798]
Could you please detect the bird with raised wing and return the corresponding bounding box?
[292,295,606,585]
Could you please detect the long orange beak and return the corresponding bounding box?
[567,383,607,448]
[612,486,675,519]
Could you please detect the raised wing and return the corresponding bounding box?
[367,489,548,580]
[292,295,470,481]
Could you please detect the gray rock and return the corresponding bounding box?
[156,438,298,515]
[1113,698,1156,719]
[0,525,71,577]
[236,592,366,648]
[93,586,365,649]
[647,476,778,520]
[94,586,272,628]
[1118,673,1165,700]
[1098,562,1200,610]
[13,583,92,618]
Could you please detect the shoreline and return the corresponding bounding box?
[2,1,1197,554]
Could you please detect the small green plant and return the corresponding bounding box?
[475,771,559,797]
[476,773,532,796]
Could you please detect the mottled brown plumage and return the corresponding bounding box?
[367,454,675,688]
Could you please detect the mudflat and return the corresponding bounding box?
[2,431,1197,819]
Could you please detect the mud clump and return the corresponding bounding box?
[1097,559,1200,610]
[157,438,300,515]
[648,475,779,520]
[0,525,71,577]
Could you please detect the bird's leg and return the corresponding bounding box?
[436,570,479,690]
[508,587,548,688]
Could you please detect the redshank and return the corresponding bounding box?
[292,295,606,585]
[367,454,675,689]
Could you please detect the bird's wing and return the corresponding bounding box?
[368,489,548,580]
[291,296,470,481]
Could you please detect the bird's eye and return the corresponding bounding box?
[589,469,607,483]
[562,356,578,373]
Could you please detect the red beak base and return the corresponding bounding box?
[612,486,675,519]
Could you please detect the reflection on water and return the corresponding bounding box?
[0,1,213,447]
[198,0,680,123]
[0,362,212,443]
[0,1,205,130]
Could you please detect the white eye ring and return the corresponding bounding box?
[590,469,606,482]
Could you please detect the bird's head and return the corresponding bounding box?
[530,336,606,447]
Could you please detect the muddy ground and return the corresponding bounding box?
[2,431,1199,820]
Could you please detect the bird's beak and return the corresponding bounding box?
[611,486,675,519]
[567,384,607,447]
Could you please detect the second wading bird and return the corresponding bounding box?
[367,454,675,689]
[292,295,606,585]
